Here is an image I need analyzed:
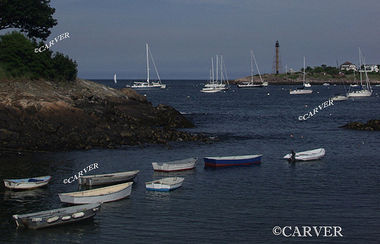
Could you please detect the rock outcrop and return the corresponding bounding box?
[0,79,204,151]
[341,120,380,131]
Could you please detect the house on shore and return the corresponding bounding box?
[340,62,357,72]
[360,64,379,73]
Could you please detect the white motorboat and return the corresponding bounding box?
[59,182,133,204]
[152,158,197,172]
[145,177,184,192]
[283,148,325,162]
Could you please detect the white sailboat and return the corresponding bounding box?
[290,56,313,94]
[238,50,268,88]
[347,48,372,98]
[131,43,166,90]
[113,73,117,84]
[201,55,229,93]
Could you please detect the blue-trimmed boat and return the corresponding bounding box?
[204,154,262,167]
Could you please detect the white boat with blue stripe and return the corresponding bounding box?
[204,154,262,167]
[145,177,184,192]
[4,176,51,190]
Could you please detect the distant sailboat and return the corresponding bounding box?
[290,56,313,94]
[131,43,166,90]
[201,55,229,93]
[238,50,268,88]
[113,73,117,84]
[347,48,372,98]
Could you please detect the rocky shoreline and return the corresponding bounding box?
[341,120,380,131]
[0,79,207,152]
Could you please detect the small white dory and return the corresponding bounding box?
[283,148,325,162]
[145,177,184,192]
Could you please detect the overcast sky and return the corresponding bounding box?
[41,0,380,79]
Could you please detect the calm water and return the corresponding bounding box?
[1,80,379,243]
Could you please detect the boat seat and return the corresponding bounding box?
[28,179,44,182]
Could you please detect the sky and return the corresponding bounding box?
[24,0,380,79]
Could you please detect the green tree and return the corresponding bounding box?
[0,32,77,81]
[0,0,57,40]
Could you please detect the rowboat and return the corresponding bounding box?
[204,154,262,167]
[146,177,184,192]
[78,170,139,186]
[13,203,101,230]
[152,158,197,172]
[283,148,325,162]
[59,182,133,204]
[4,176,51,190]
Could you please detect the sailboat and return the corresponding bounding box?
[346,48,372,98]
[131,43,166,90]
[113,73,117,84]
[201,55,229,93]
[290,56,313,94]
[238,50,268,88]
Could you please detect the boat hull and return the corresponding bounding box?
[152,158,197,172]
[59,182,133,204]
[78,170,139,186]
[204,155,262,167]
[13,203,100,230]
[283,148,325,161]
[289,89,312,94]
[347,89,372,97]
[145,177,184,191]
[4,176,51,190]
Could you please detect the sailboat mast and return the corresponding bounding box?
[216,55,219,84]
[250,51,254,83]
[211,57,214,83]
[303,56,306,84]
[146,43,150,84]
[252,50,263,83]
[220,55,223,84]
[359,48,363,87]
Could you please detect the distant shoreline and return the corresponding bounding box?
[233,73,380,85]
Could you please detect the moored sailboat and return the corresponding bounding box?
[290,57,313,94]
[131,43,166,90]
[346,48,372,98]
[238,50,268,88]
[201,55,229,93]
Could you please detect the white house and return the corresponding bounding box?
[340,62,357,72]
[360,64,379,73]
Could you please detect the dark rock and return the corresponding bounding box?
[341,120,380,131]
[0,79,205,152]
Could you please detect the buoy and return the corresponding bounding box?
[267,93,270,96]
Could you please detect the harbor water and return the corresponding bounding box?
[0,80,379,243]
